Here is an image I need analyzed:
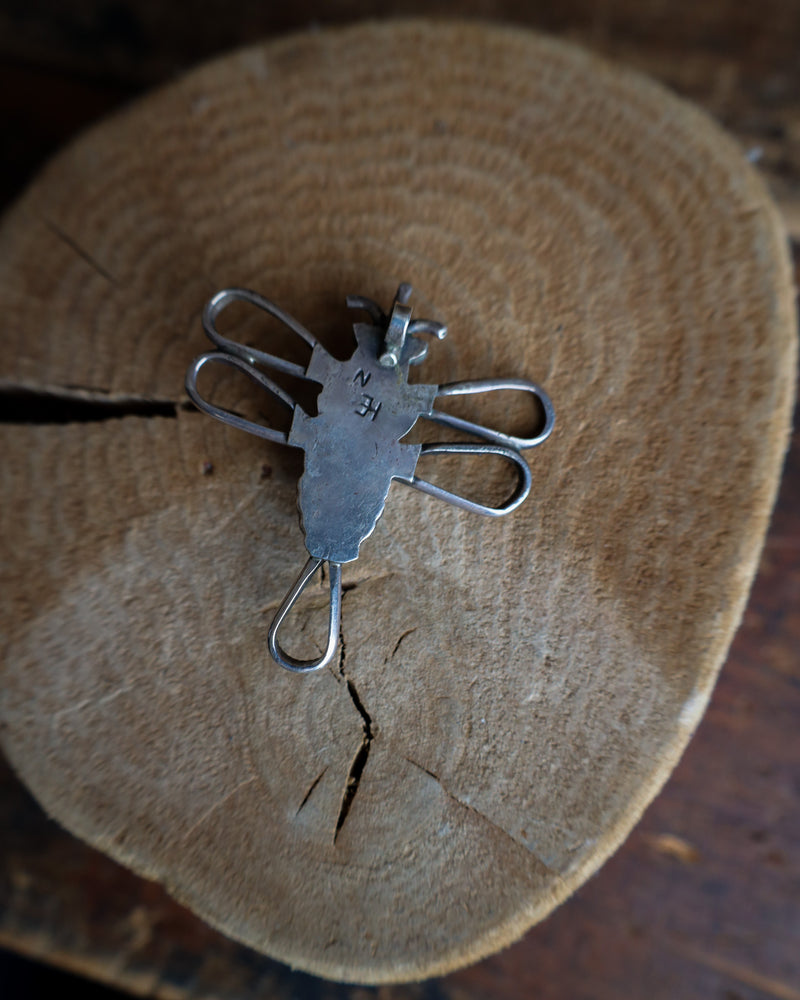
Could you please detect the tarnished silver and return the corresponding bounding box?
[185,284,554,672]
[267,558,342,674]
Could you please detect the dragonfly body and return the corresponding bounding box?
[291,324,437,563]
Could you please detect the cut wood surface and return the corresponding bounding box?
[2,369,799,1000]
[4,2,800,244]
[0,21,795,984]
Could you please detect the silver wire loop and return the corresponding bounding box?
[429,378,555,450]
[185,351,295,445]
[203,287,317,378]
[409,442,533,516]
[267,558,343,672]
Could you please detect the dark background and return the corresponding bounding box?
[1,3,798,999]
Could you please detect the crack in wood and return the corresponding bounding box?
[43,217,117,284]
[389,627,417,660]
[295,768,328,816]
[0,382,181,424]
[333,604,374,843]
[180,775,259,846]
[404,756,560,876]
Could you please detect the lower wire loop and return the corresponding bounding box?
[268,558,343,672]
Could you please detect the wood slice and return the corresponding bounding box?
[0,21,795,984]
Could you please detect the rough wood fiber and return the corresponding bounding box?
[0,21,795,984]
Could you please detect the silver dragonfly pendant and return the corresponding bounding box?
[186,283,554,672]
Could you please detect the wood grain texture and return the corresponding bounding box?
[1,366,798,1000]
[2,366,799,1000]
[3,1,800,241]
[0,22,795,984]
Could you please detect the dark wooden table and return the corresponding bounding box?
[1,3,798,998]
